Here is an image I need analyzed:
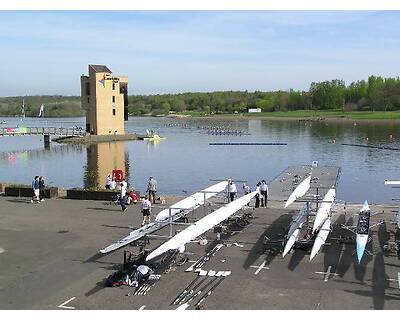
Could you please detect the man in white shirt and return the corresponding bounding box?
[105,175,112,189]
[228,180,237,202]
[141,195,152,226]
[260,180,269,207]
[110,178,117,190]
[120,178,128,212]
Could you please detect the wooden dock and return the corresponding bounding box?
[0,126,84,137]
[269,165,341,202]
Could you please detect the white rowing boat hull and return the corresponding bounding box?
[312,188,335,233]
[282,227,302,258]
[356,234,368,263]
[146,191,258,261]
[155,181,228,222]
[287,203,308,237]
[355,200,370,263]
[285,175,311,208]
[100,181,227,254]
[282,204,309,257]
[100,220,169,253]
[384,180,400,185]
[310,218,331,260]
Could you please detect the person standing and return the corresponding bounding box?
[110,177,117,190]
[243,183,251,195]
[260,180,269,207]
[243,183,251,206]
[120,178,128,212]
[31,176,40,203]
[228,180,237,202]
[105,175,112,190]
[141,195,152,226]
[39,176,45,202]
[147,176,158,204]
[255,182,261,208]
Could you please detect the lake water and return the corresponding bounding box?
[1,116,400,204]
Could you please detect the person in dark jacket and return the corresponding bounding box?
[39,176,45,202]
[31,176,40,203]
[255,182,261,208]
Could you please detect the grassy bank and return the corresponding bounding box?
[176,110,400,120]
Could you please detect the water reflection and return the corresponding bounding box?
[1,116,400,202]
[84,142,130,189]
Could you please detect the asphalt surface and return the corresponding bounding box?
[1,191,400,310]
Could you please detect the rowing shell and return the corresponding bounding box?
[310,218,331,261]
[356,200,371,264]
[100,181,227,254]
[312,188,335,233]
[146,191,257,261]
[284,175,311,208]
[155,181,228,222]
[282,203,309,257]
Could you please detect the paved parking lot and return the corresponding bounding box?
[1,193,399,310]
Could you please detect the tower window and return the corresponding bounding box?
[112,82,115,90]
[112,109,116,116]
[87,97,90,103]
[112,96,115,103]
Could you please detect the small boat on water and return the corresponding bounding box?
[1,121,6,124]
[143,134,166,141]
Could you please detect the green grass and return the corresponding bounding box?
[179,110,210,117]
[197,110,400,120]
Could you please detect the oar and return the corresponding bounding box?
[172,270,207,305]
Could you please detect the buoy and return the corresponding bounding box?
[389,134,393,139]
[332,139,336,144]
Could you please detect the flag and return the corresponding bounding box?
[38,104,44,117]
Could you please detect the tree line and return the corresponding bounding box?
[1,75,399,117]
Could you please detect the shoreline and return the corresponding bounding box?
[135,112,400,123]
[3,112,400,123]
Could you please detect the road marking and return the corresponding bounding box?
[250,261,269,275]
[324,266,332,282]
[138,305,146,310]
[314,265,339,282]
[58,297,76,309]
[188,260,198,263]
[0,248,5,254]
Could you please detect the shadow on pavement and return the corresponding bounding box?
[87,207,122,212]
[101,224,132,229]
[337,217,355,278]
[287,249,307,271]
[323,214,346,275]
[6,198,32,204]
[378,222,390,257]
[242,214,292,270]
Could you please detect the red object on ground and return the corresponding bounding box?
[129,191,138,204]
[112,169,124,182]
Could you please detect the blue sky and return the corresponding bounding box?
[0,11,399,96]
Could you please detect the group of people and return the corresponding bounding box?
[105,175,118,190]
[31,176,46,203]
[106,174,158,227]
[227,179,269,208]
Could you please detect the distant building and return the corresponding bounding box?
[81,65,128,135]
[248,108,262,113]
